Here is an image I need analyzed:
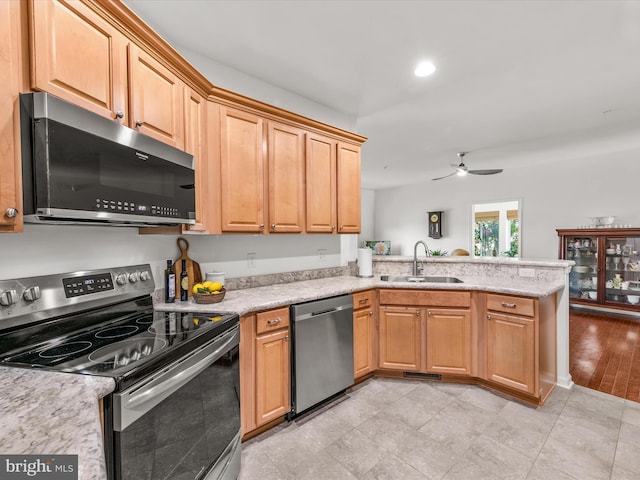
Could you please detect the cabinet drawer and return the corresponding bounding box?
[379,289,470,307]
[486,294,535,317]
[256,307,290,335]
[353,290,375,310]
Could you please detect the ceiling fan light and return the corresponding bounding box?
[456,169,467,177]
[414,61,436,77]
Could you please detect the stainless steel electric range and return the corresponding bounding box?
[0,264,241,480]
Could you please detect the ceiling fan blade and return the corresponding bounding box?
[432,171,457,181]
[468,169,503,176]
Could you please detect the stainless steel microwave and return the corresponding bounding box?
[19,92,196,227]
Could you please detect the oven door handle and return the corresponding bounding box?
[114,325,239,431]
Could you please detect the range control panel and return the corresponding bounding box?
[0,264,155,330]
[63,272,114,298]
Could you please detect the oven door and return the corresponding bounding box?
[111,325,240,480]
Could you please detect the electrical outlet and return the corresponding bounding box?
[318,249,327,263]
[247,252,256,268]
[518,268,535,278]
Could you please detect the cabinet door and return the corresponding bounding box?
[255,329,290,426]
[426,308,471,375]
[378,306,422,371]
[353,307,375,379]
[30,0,128,124]
[220,107,265,233]
[486,312,536,394]
[336,142,361,233]
[0,0,24,232]
[305,133,337,233]
[182,87,208,232]
[267,121,305,233]
[128,44,184,148]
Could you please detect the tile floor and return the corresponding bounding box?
[239,378,640,479]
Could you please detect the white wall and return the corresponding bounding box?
[373,144,640,259]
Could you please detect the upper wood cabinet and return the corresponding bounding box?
[337,142,361,233]
[305,133,337,233]
[128,44,185,148]
[267,121,305,233]
[219,106,265,233]
[30,0,128,124]
[182,87,214,233]
[0,0,26,232]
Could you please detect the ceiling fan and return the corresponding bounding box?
[432,152,503,181]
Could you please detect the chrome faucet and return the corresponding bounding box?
[412,240,429,276]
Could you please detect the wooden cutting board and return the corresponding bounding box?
[173,237,202,297]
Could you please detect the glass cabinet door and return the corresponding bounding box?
[566,236,599,302]
[604,236,640,306]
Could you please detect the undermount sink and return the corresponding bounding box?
[380,275,463,283]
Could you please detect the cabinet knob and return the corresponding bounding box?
[285,334,289,341]
[339,225,344,231]
[428,311,432,316]
[271,224,276,230]
[487,314,492,320]
[267,318,282,325]
[115,111,124,119]
[416,310,420,316]
[501,302,517,308]
[5,208,18,218]
[331,226,336,231]
[369,311,373,316]
[135,120,143,127]
[259,224,265,229]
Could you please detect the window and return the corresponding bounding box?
[472,201,520,258]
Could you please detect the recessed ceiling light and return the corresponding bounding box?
[414,61,436,77]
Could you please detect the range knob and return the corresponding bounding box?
[22,286,41,302]
[0,289,18,307]
[128,272,140,283]
[115,274,128,286]
[139,271,151,281]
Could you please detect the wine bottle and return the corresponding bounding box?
[165,259,175,303]
[180,259,188,301]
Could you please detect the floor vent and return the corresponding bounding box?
[403,372,442,380]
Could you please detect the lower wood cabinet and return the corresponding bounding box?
[378,306,423,371]
[353,290,377,379]
[484,293,557,402]
[426,308,472,375]
[486,311,535,394]
[240,306,290,437]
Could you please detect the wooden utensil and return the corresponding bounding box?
[173,237,202,297]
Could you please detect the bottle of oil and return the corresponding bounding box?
[165,259,175,303]
[180,259,189,301]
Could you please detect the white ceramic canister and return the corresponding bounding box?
[205,272,225,287]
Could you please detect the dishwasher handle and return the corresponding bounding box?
[293,303,353,322]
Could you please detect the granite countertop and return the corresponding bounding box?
[0,367,115,480]
[155,274,566,316]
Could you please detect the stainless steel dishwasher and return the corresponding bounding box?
[290,294,354,417]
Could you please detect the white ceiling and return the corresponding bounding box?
[124,0,640,190]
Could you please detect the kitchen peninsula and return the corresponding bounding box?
[0,256,571,477]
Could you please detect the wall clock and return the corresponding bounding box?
[428,211,443,239]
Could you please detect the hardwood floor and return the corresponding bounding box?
[570,309,640,402]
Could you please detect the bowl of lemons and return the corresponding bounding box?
[191,281,226,304]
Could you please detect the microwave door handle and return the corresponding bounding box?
[125,328,238,411]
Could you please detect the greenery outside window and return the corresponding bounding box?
[472,201,520,258]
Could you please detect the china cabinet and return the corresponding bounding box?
[557,228,640,313]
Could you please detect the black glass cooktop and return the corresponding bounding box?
[0,299,238,385]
